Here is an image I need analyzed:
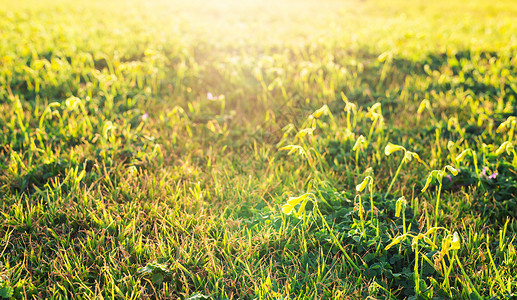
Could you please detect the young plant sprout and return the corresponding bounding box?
[280,105,339,179]
[421,165,458,232]
[311,104,332,121]
[353,135,367,164]
[365,103,384,144]
[281,193,361,273]
[384,142,426,199]
[385,227,444,297]
[356,174,376,219]
[495,141,516,166]
[342,92,358,131]
[497,116,516,142]
[353,194,367,239]
[433,232,462,295]
[395,196,407,235]
[447,117,465,140]
[417,99,436,123]
[281,193,311,217]
[455,148,484,190]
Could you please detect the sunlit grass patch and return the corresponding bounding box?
[0,0,516,298]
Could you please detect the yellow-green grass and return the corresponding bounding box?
[0,0,516,298]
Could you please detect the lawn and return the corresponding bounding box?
[0,0,516,298]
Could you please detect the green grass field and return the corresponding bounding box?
[1,0,516,298]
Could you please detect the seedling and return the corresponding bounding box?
[455,148,484,190]
[417,99,436,123]
[353,135,367,165]
[365,103,384,144]
[495,141,516,166]
[395,196,407,235]
[385,227,444,297]
[356,174,376,219]
[497,116,516,142]
[281,193,361,273]
[384,142,426,198]
[341,92,358,131]
[421,165,459,233]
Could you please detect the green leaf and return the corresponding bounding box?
[385,234,406,250]
[409,151,425,164]
[152,272,164,284]
[281,203,295,215]
[495,141,512,155]
[295,128,314,138]
[356,176,370,192]
[450,232,461,250]
[138,262,169,275]
[395,196,406,217]
[282,194,310,215]
[444,165,458,176]
[0,287,13,299]
[421,171,438,193]
[312,105,329,118]
[455,149,471,162]
[385,142,405,156]
[185,293,212,300]
[353,135,366,151]
[417,99,430,114]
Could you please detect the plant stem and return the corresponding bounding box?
[385,154,405,199]
[433,183,442,246]
[414,242,420,297]
[402,211,406,236]
[369,189,375,220]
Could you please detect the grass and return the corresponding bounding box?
[0,0,516,298]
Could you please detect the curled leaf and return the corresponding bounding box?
[295,128,314,138]
[281,203,294,215]
[282,194,310,215]
[497,116,516,132]
[356,176,371,192]
[385,234,406,250]
[447,141,456,151]
[421,171,438,193]
[409,152,425,164]
[422,235,438,249]
[444,165,459,176]
[353,135,366,151]
[279,145,305,156]
[385,142,405,156]
[312,105,329,119]
[103,121,115,139]
[412,234,425,250]
[450,232,461,250]
[423,227,445,237]
[378,52,390,62]
[417,99,430,114]
[395,196,406,218]
[495,141,512,156]
[404,151,413,162]
[456,149,471,162]
[345,101,357,113]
